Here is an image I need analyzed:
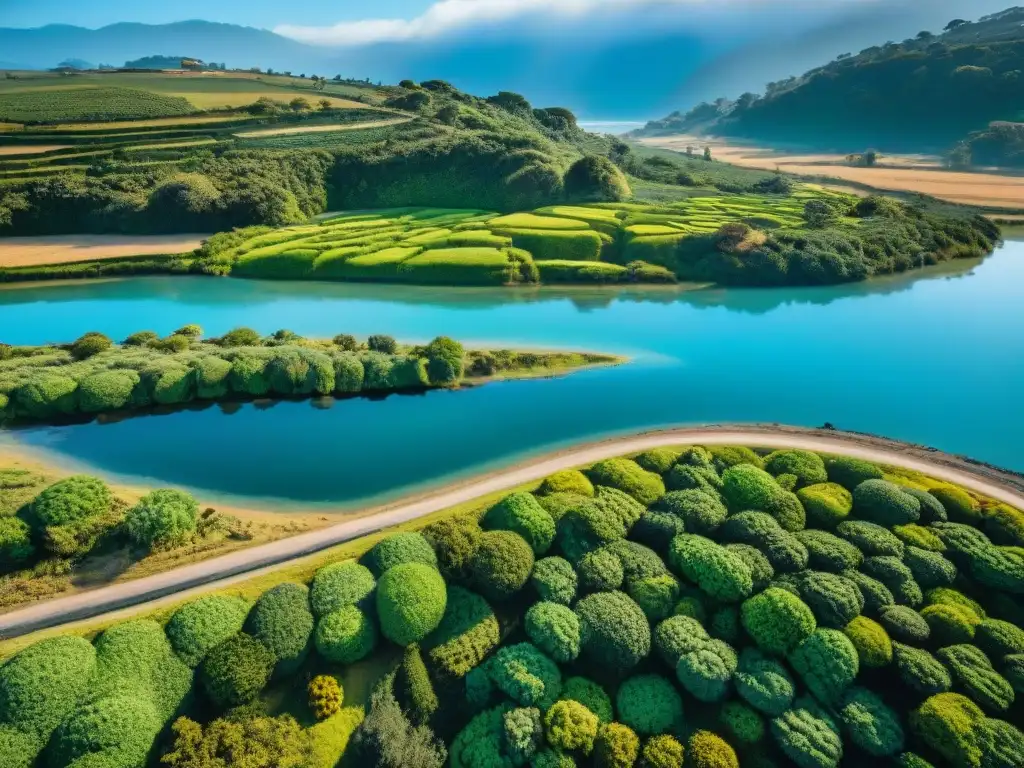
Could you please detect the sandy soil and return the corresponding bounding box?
[640,134,1024,209]
[0,234,211,267]
[234,116,411,138]
[0,144,70,156]
[1,423,1021,638]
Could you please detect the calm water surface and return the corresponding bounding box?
[1,245,1022,510]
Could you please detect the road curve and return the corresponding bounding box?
[2,424,1023,640]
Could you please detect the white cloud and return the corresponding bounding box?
[276,0,869,47]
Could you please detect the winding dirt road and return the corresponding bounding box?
[2,424,1022,640]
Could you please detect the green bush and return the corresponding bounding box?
[797,483,853,528]
[315,605,378,664]
[825,456,884,490]
[893,642,952,695]
[721,464,780,511]
[904,546,957,588]
[836,520,905,557]
[969,545,1024,594]
[503,706,543,765]
[665,464,723,495]
[654,614,710,667]
[245,582,314,675]
[487,642,562,709]
[545,699,599,756]
[687,730,739,768]
[985,505,1024,547]
[538,470,594,497]
[537,492,591,524]
[795,529,862,572]
[31,475,111,528]
[740,587,816,654]
[1003,654,1024,693]
[676,638,737,702]
[904,487,948,524]
[423,516,481,582]
[863,555,923,606]
[162,714,314,768]
[333,353,365,393]
[310,560,376,617]
[586,458,665,507]
[936,644,1015,712]
[975,619,1024,660]
[797,571,864,628]
[771,703,843,768]
[639,734,684,768]
[560,677,613,723]
[0,517,33,564]
[578,547,625,592]
[531,556,577,605]
[707,446,763,472]
[632,511,686,552]
[921,603,980,645]
[376,562,447,646]
[838,686,904,756]
[470,530,534,601]
[909,692,985,768]
[424,336,465,385]
[483,492,556,556]
[709,607,740,641]
[309,674,343,721]
[764,450,827,488]
[719,512,809,573]
[734,648,795,717]
[423,585,499,678]
[229,354,270,395]
[840,570,894,614]
[633,448,682,475]
[719,701,765,746]
[69,331,112,360]
[724,544,774,591]
[47,694,161,768]
[657,490,727,535]
[879,604,930,642]
[194,356,232,398]
[843,616,892,667]
[929,486,981,524]
[788,628,859,706]
[363,531,438,576]
[668,534,753,603]
[557,501,627,563]
[124,488,198,549]
[200,633,275,709]
[78,369,139,413]
[396,645,437,726]
[574,591,651,671]
[628,574,681,622]
[852,479,922,527]
[594,722,640,768]
[13,373,78,419]
[525,602,581,663]
[165,594,250,667]
[615,675,683,735]
[606,539,668,583]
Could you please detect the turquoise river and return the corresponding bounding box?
[1,244,1022,510]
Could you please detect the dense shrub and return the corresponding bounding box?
[985,505,1024,547]
[470,530,534,601]
[0,517,33,564]
[852,480,921,527]
[486,642,563,709]
[836,520,905,557]
[921,603,979,645]
[734,648,796,716]
[771,703,843,768]
[124,488,198,549]
[669,534,753,602]
[47,694,161,768]
[578,548,625,592]
[893,642,952,695]
[904,487,948,524]
[719,512,809,573]
[502,706,542,765]
[310,560,376,617]
[969,545,1024,594]
[975,618,1024,660]
[594,722,640,768]
[721,464,781,511]
[838,687,904,756]
[795,529,862,572]
[545,699,599,755]
[936,644,1015,712]
[633,448,682,475]
[788,628,859,706]
[200,633,275,709]
[665,464,723,495]
[558,501,627,563]
[657,490,727,535]
[628,574,681,621]
[162,714,314,767]
[535,490,585,521]
[377,562,448,646]
[654,614,710,667]
[587,458,665,506]
[639,734,684,768]
[687,730,739,768]
[797,571,864,628]
[929,486,981,524]
[764,450,828,487]
[363,532,438,576]
[706,446,763,472]
[904,546,957,588]
[424,585,499,678]
[879,604,930,642]
[349,675,446,768]
[825,456,884,490]
[797,483,853,527]
[719,700,765,746]
[483,492,556,556]
[531,556,577,605]
[632,511,686,551]
[676,638,737,702]
[616,675,683,735]
[316,604,378,664]
[538,470,595,497]
[31,475,111,528]
[69,331,112,360]
[741,587,816,654]
[863,556,923,606]
[397,644,438,725]
[724,544,774,591]
[78,369,139,413]
[308,675,343,721]
[843,616,892,667]
[165,594,249,667]
[245,582,314,674]
[931,523,991,566]
[560,677,613,723]
[575,591,651,671]
[424,336,465,385]
[606,539,668,583]
[1004,654,1024,692]
[423,516,482,582]
[909,693,986,768]
[526,602,581,663]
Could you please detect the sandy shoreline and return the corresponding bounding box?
[1,423,1021,639]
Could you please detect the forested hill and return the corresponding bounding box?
[636,7,1024,152]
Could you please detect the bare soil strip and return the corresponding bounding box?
[233,116,412,138]
[640,134,1024,209]
[1,423,1020,639]
[0,234,210,267]
[0,144,71,156]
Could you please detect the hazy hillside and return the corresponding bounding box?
[636,7,1024,152]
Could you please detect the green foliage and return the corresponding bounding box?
[526,602,581,663]
[853,480,921,527]
[574,591,651,672]
[423,585,498,678]
[471,530,535,601]
[484,493,556,556]
[545,699,599,755]
[719,701,765,746]
[686,730,738,768]
[628,574,681,622]
[578,548,625,592]
[657,490,727,535]
[616,675,683,735]
[13,372,78,419]
[538,470,594,498]
[770,703,843,768]
[348,674,446,768]
[795,529,862,572]
[893,642,952,695]
[668,534,753,603]
[310,560,376,617]
[936,644,1015,712]
[166,594,250,667]
[48,693,162,768]
[594,722,640,768]
[921,603,979,645]
[894,524,947,552]
[838,686,904,756]
[910,693,986,768]
[245,582,314,675]
[531,557,577,605]
[904,488,949,524]
[664,464,722,495]
[78,369,139,412]
[825,457,884,490]
[0,517,33,565]
[734,648,796,716]
[639,734,684,768]
[788,628,859,706]
[929,486,981,525]
[653,614,709,668]
[423,516,482,582]
[398,644,438,725]
[587,459,665,506]
[969,545,1024,594]
[31,475,111,528]
[764,450,827,488]
[740,587,816,654]
[1003,654,1024,693]
[376,561,448,646]
[308,675,343,721]
[863,555,923,606]
[315,605,379,663]
[564,155,630,202]
[424,336,465,385]
[676,639,737,703]
[843,616,892,667]
[719,512,809,573]
[504,706,543,765]
[199,633,275,710]
[69,332,112,361]
[985,505,1024,547]
[797,483,853,528]
[879,603,930,642]
[797,571,864,628]
[836,520,905,557]
[124,488,198,549]
[560,677,613,724]
[633,448,682,475]
[975,618,1024,660]
[486,642,562,709]
[557,501,627,564]
[364,531,438,576]
[161,714,313,768]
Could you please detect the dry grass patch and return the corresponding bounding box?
[0,234,209,267]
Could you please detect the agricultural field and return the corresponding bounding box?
[0,87,195,123]
[1,443,1021,768]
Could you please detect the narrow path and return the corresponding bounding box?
[233,117,412,138]
[2,424,1022,639]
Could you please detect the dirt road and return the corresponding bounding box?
[1,424,1021,639]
